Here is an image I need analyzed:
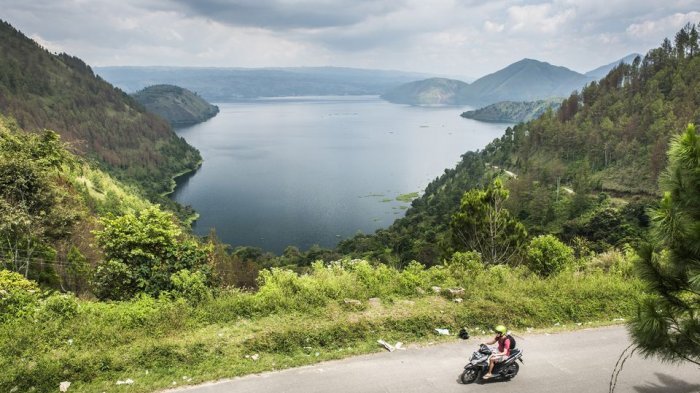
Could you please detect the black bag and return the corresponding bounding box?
[506,334,516,350]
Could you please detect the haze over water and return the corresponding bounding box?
[172,96,509,253]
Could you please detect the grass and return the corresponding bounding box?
[396,192,419,203]
[0,258,643,393]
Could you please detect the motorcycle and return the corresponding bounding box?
[460,343,524,384]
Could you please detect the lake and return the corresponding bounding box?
[171,96,510,254]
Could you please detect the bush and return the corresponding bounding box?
[170,269,212,303]
[0,270,39,292]
[38,293,79,320]
[0,270,41,322]
[526,235,574,276]
[92,260,137,301]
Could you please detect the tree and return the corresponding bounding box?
[629,124,700,365]
[92,206,212,299]
[450,179,527,265]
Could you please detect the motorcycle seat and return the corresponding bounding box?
[507,349,522,359]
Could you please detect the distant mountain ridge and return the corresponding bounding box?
[132,84,219,126]
[585,53,641,79]
[96,66,431,102]
[382,55,640,106]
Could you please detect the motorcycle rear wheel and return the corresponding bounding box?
[503,362,519,379]
[460,368,479,384]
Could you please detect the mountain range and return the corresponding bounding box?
[96,66,430,102]
[382,55,640,106]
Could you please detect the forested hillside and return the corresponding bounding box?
[460,99,561,123]
[0,20,201,196]
[340,24,700,266]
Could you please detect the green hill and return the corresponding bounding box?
[132,84,219,126]
[460,99,562,123]
[0,20,201,196]
[457,58,589,106]
[380,77,470,105]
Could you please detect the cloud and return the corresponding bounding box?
[626,11,700,37]
[1,0,700,77]
[507,3,576,33]
[165,0,407,30]
[484,21,505,33]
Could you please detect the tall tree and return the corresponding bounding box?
[629,124,700,365]
[450,179,527,265]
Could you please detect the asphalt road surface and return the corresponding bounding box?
[167,326,700,393]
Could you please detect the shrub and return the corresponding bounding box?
[170,269,212,303]
[38,293,79,320]
[0,269,39,292]
[0,270,40,322]
[92,260,137,301]
[92,206,212,300]
[526,235,575,276]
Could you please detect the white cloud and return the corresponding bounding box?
[507,3,576,33]
[626,11,700,37]
[484,21,505,33]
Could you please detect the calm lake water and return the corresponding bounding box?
[172,96,509,253]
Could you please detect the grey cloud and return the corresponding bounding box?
[165,0,407,29]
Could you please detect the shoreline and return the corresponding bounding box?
[161,159,203,198]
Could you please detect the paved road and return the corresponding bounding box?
[166,326,700,393]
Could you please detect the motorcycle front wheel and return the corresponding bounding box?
[460,367,479,384]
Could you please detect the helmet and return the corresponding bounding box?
[458,327,470,340]
[495,325,507,335]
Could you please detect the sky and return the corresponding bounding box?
[2,0,699,79]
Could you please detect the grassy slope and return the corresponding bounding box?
[1,258,641,392]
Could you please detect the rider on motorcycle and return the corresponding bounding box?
[481,325,511,380]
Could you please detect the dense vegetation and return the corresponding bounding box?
[1,253,641,392]
[132,84,219,126]
[340,25,700,267]
[460,99,561,123]
[0,20,201,196]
